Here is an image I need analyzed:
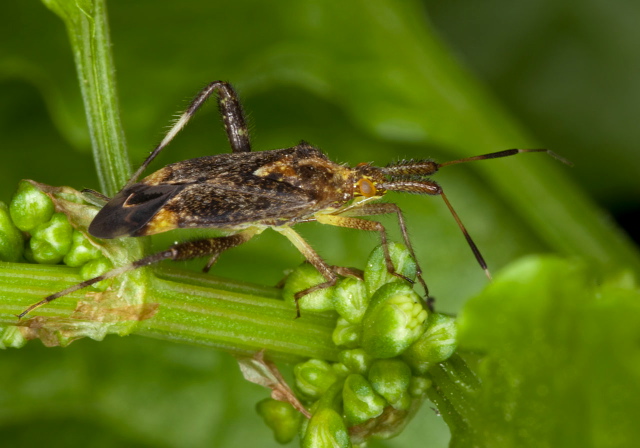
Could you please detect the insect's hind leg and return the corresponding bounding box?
[125,81,252,188]
[18,228,260,318]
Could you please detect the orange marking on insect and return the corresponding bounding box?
[139,207,179,236]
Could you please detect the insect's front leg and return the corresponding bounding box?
[335,202,428,295]
[314,213,421,291]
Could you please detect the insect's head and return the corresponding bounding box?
[354,159,442,198]
[353,163,387,199]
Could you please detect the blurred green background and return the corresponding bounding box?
[1,0,638,446]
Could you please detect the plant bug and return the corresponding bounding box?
[18,81,571,319]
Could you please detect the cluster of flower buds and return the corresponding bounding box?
[0,181,111,288]
[258,243,458,446]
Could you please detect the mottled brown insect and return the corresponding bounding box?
[19,81,570,318]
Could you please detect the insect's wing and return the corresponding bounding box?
[88,184,185,239]
[140,180,315,234]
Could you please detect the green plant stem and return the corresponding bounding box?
[42,0,131,196]
[0,261,339,362]
[426,354,480,442]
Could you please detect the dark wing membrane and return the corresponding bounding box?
[88,184,185,238]
[159,180,316,229]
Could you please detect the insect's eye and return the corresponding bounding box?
[356,178,377,197]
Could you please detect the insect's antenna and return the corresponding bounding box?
[439,148,573,168]
[440,191,492,281]
[380,179,492,281]
[17,249,176,319]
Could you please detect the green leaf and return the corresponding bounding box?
[452,256,640,447]
[2,0,639,447]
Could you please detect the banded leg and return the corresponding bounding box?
[17,228,259,318]
[314,213,419,288]
[126,81,251,188]
[276,226,338,317]
[335,202,428,295]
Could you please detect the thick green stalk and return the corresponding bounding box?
[0,261,338,362]
[42,0,131,196]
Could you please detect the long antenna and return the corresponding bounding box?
[440,191,492,280]
[439,148,573,168]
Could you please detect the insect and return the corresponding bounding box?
[18,81,570,318]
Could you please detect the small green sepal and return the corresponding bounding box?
[408,376,432,398]
[80,256,113,291]
[332,317,361,348]
[342,373,387,426]
[29,213,74,264]
[361,283,428,358]
[368,359,412,410]
[332,277,369,324]
[294,359,339,399]
[283,263,335,312]
[402,313,457,374]
[302,408,351,448]
[0,201,24,262]
[256,398,302,444]
[63,229,103,267]
[364,242,417,296]
[338,348,373,375]
[9,180,55,232]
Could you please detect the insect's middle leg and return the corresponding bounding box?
[335,203,428,295]
[275,226,339,317]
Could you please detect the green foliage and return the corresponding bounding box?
[1,0,638,447]
[431,257,640,447]
[0,202,24,262]
[289,246,453,443]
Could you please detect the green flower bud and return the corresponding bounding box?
[338,349,373,375]
[343,373,386,427]
[283,263,334,312]
[361,283,428,358]
[365,242,416,296]
[294,359,339,399]
[332,363,351,377]
[0,201,24,262]
[256,398,302,444]
[80,256,113,291]
[332,277,368,324]
[332,317,361,348]
[408,376,432,398]
[29,213,74,264]
[368,359,412,410]
[63,229,102,267]
[9,180,55,232]
[0,325,27,349]
[302,408,351,448]
[402,313,457,374]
